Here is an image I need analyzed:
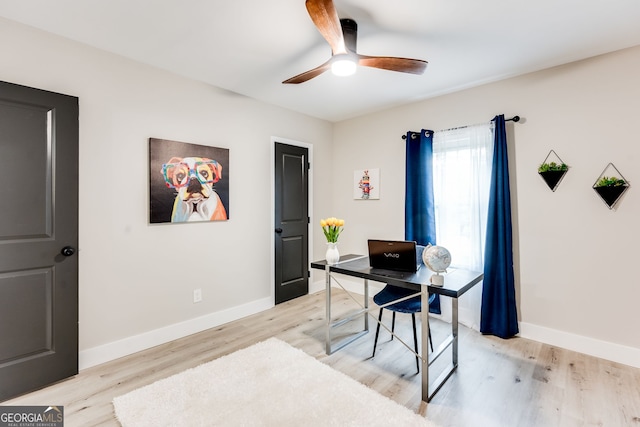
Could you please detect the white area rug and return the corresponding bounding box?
[113,337,437,427]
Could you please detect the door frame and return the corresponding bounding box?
[270,136,313,305]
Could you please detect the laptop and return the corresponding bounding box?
[367,239,423,273]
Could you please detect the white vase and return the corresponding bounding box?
[325,242,340,265]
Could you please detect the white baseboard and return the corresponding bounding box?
[310,279,640,369]
[519,322,640,369]
[79,297,273,370]
[79,291,640,371]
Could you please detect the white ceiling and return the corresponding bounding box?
[1,0,640,122]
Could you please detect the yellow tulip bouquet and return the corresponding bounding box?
[320,217,345,243]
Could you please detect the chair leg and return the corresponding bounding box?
[372,308,384,358]
[391,312,396,341]
[411,313,420,373]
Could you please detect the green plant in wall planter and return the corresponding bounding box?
[595,176,626,187]
[538,162,568,173]
[593,163,630,209]
[538,150,569,192]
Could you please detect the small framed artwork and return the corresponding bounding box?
[353,168,380,200]
[149,138,229,224]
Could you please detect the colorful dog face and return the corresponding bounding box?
[162,157,222,190]
[161,156,227,222]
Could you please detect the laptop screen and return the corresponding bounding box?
[367,240,422,272]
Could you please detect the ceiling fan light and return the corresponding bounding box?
[331,58,357,76]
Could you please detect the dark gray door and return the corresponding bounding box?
[0,81,79,401]
[274,142,309,304]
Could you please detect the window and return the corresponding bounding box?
[432,123,494,329]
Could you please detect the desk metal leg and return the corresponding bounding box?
[420,287,430,404]
[364,279,369,331]
[424,294,460,403]
[325,265,332,355]
[452,297,459,367]
[324,265,369,355]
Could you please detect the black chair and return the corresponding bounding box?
[371,285,435,372]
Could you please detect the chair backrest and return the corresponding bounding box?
[416,245,425,268]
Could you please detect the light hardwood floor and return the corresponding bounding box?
[3,289,640,426]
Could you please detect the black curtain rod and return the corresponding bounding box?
[401,115,520,139]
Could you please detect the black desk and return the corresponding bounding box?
[311,254,483,404]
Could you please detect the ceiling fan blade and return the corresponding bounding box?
[282,60,332,84]
[357,55,428,75]
[305,0,347,55]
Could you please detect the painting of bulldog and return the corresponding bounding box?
[149,138,229,224]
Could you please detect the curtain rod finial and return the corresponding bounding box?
[402,132,420,140]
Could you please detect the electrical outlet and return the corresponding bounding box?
[193,288,202,303]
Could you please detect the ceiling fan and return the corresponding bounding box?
[283,0,428,84]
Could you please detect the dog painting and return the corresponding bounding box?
[149,138,229,224]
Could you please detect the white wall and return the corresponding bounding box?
[3,15,639,370]
[332,45,640,367]
[0,17,333,367]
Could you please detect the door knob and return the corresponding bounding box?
[61,246,76,257]
[275,228,283,234]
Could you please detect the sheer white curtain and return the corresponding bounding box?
[432,123,494,330]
